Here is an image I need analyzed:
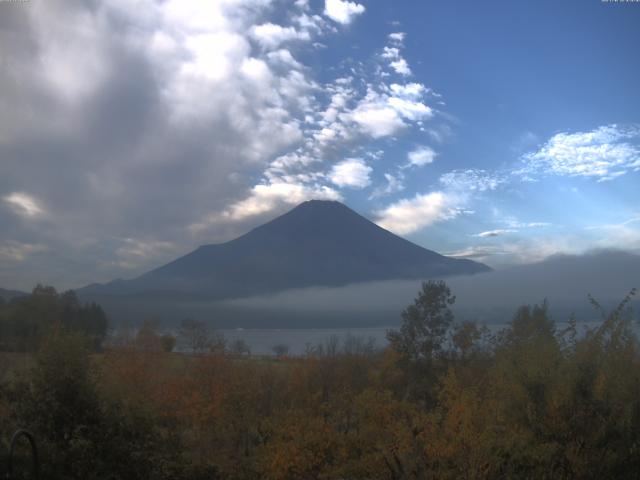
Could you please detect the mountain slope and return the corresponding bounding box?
[80,200,490,300]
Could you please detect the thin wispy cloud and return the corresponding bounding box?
[518,124,640,182]
[446,237,576,266]
[388,32,406,43]
[439,169,506,192]
[472,229,518,238]
[0,242,47,262]
[369,172,406,199]
[3,193,44,218]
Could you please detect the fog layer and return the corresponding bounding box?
[221,250,640,325]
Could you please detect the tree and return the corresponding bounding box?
[386,280,456,405]
[17,331,103,479]
[60,290,108,348]
[272,344,290,357]
[387,280,455,361]
[451,320,487,360]
[210,330,227,354]
[135,319,162,352]
[179,319,211,354]
[160,334,177,353]
[506,301,555,346]
[17,330,189,479]
[0,285,109,352]
[111,320,133,348]
[229,338,250,356]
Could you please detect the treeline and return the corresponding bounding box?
[0,285,108,352]
[1,281,639,479]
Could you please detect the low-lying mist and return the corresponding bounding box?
[90,250,640,328]
[221,249,640,326]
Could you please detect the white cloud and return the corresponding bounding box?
[108,238,181,270]
[381,42,412,76]
[250,23,310,49]
[116,238,178,260]
[31,2,109,105]
[389,83,425,98]
[349,86,432,138]
[445,238,574,266]
[375,191,462,235]
[386,95,428,119]
[0,0,441,288]
[294,12,326,33]
[267,49,303,69]
[445,245,511,260]
[506,220,552,229]
[449,219,638,266]
[390,58,411,76]
[324,0,365,25]
[191,182,342,231]
[373,167,507,236]
[3,192,44,217]
[584,216,640,253]
[350,100,406,138]
[205,20,433,235]
[472,229,518,238]
[329,158,372,188]
[439,169,505,192]
[388,32,405,43]
[0,242,47,262]
[382,46,400,59]
[369,172,405,199]
[520,124,640,181]
[406,146,437,167]
[587,216,640,230]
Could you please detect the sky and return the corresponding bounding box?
[0,0,639,291]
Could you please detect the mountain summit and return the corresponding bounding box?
[81,200,490,300]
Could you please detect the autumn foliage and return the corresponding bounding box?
[1,283,639,479]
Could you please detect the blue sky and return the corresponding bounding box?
[0,0,639,289]
[312,0,640,261]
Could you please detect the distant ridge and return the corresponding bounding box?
[0,287,28,301]
[80,200,490,301]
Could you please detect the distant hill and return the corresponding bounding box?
[0,288,28,301]
[80,200,489,303]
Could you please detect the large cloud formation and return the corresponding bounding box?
[0,0,437,289]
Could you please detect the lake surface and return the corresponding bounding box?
[217,320,613,356]
[150,316,632,356]
[218,326,392,355]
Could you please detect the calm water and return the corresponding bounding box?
[149,318,633,356]
[217,320,615,356]
[218,326,392,356]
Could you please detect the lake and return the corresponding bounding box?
[216,320,613,356]
[218,326,392,355]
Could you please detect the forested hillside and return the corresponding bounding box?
[0,285,108,352]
